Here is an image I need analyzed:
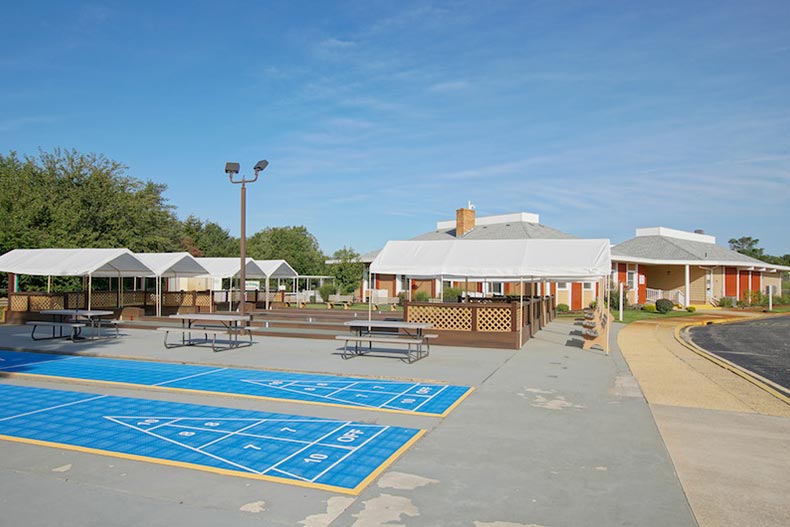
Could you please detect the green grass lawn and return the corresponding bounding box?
[558,308,701,324]
[299,303,403,312]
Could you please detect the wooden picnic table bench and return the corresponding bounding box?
[327,294,354,309]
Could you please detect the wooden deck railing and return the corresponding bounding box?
[404,296,555,347]
[6,290,287,313]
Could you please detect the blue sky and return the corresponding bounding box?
[2,1,789,255]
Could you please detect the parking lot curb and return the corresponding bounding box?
[674,316,790,405]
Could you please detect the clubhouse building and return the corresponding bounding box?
[357,208,786,309]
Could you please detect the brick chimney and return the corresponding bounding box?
[456,207,476,237]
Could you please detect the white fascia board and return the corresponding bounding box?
[612,255,790,271]
[436,211,540,229]
[635,227,716,244]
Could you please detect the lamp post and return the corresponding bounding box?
[225,160,268,320]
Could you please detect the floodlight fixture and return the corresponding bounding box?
[253,160,269,173]
[223,158,269,320]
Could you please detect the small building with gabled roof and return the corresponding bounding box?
[611,227,787,307]
[358,207,601,310]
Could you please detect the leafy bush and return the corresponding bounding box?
[414,291,430,302]
[655,298,674,314]
[686,306,696,313]
[557,303,570,313]
[643,304,656,312]
[398,291,408,305]
[606,289,628,310]
[443,287,464,302]
[589,300,597,309]
[748,290,768,307]
[718,297,735,308]
[630,303,644,311]
[318,283,337,302]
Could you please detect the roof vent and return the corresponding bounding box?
[694,229,705,234]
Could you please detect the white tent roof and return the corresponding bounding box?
[194,257,268,279]
[0,248,154,277]
[369,239,611,280]
[134,253,209,278]
[255,259,298,278]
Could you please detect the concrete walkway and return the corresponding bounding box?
[0,320,695,526]
[618,313,790,527]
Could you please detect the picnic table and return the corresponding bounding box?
[337,320,435,363]
[159,313,253,352]
[30,309,118,341]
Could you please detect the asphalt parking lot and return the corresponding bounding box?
[687,315,790,390]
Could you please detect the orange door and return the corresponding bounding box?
[637,269,646,304]
[571,282,583,310]
[739,272,750,300]
[751,272,761,296]
[724,267,737,296]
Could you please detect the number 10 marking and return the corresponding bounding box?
[304,453,328,464]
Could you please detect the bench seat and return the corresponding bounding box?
[157,326,252,352]
[27,321,86,341]
[335,334,428,363]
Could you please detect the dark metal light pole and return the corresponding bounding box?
[225,160,268,321]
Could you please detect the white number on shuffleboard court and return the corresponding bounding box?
[137,419,159,426]
[416,387,431,395]
[304,453,328,464]
[280,427,296,433]
[204,422,220,427]
[179,431,195,437]
[244,444,261,450]
[402,398,415,404]
[337,429,364,443]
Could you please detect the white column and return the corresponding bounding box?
[736,269,740,300]
[684,264,690,308]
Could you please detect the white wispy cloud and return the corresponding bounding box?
[428,80,469,93]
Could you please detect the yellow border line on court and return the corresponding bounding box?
[674,316,790,405]
[437,386,475,417]
[2,345,451,385]
[0,430,424,495]
[350,428,427,494]
[1,371,467,418]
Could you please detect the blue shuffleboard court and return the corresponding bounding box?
[0,383,424,494]
[0,350,473,416]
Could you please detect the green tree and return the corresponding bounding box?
[246,226,325,275]
[327,247,364,294]
[1,149,183,291]
[180,215,238,257]
[0,149,181,253]
[728,236,765,260]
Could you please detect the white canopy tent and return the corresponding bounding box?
[0,248,154,310]
[255,259,298,309]
[194,258,268,311]
[370,239,611,281]
[369,238,612,350]
[134,253,210,317]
